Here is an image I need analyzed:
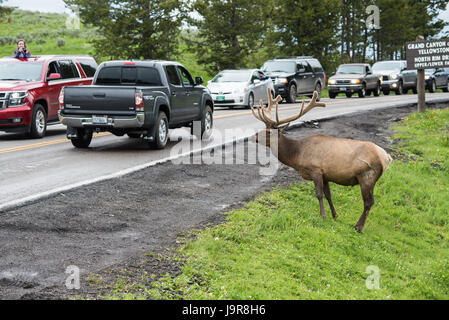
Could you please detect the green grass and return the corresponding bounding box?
[122,107,449,300]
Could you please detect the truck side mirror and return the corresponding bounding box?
[195,76,204,86]
[332,72,336,76]
[47,73,61,81]
[367,70,372,75]
[297,68,305,74]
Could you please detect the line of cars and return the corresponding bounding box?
[328,60,449,99]
[1,54,449,144]
[208,58,449,107]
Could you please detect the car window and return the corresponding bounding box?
[47,61,60,77]
[58,60,80,79]
[137,67,162,86]
[177,66,194,87]
[165,65,181,86]
[308,59,324,73]
[303,61,313,73]
[251,72,259,82]
[96,66,162,86]
[297,62,305,72]
[77,59,97,77]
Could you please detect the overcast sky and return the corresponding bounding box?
[3,0,449,34]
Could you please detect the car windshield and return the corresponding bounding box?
[211,71,250,83]
[0,61,43,82]
[372,62,401,73]
[425,68,436,75]
[261,61,296,73]
[336,65,365,75]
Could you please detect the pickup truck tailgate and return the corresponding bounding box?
[63,86,136,115]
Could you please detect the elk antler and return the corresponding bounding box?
[250,88,326,128]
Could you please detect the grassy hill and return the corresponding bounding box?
[0,9,214,81]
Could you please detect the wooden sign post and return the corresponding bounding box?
[406,36,449,113]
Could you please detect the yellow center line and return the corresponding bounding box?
[0,132,111,155]
[0,100,349,154]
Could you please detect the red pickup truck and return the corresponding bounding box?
[0,55,97,138]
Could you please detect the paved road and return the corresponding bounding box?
[1,92,449,209]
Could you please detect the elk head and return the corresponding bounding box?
[251,88,326,147]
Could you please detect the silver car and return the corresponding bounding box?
[207,69,275,109]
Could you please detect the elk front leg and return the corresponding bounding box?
[323,181,338,220]
[354,182,374,233]
[313,176,326,219]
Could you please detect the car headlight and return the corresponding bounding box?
[328,79,336,85]
[8,91,28,107]
[276,78,288,84]
[390,74,398,80]
[351,79,361,84]
[425,75,430,80]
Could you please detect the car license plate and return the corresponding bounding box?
[340,87,346,91]
[92,115,108,124]
[216,96,225,101]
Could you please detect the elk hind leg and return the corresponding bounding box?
[323,181,338,219]
[312,176,326,219]
[354,180,375,233]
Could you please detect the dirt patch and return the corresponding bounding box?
[2,102,447,300]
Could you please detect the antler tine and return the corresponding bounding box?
[258,99,277,126]
[299,91,326,117]
[250,100,264,122]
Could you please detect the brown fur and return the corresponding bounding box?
[253,89,392,232]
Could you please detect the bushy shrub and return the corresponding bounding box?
[57,38,66,47]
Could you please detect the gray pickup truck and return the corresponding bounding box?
[327,63,382,98]
[59,60,214,149]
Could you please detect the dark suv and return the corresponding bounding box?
[261,57,326,102]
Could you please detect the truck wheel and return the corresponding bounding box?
[443,81,449,92]
[29,104,47,139]
[150,111,169,149]
[329,92,336,99]
[71,128,93,148]
[373,83,381,97]
[358,84,366,98]
[286,84,297,103]
[395,81,403,95]
[247,93,255,109]
[429,80,436,93]
[192,105,213,140]
[383,90,390,95]
[412,87,418,94]
[345,92,352,98]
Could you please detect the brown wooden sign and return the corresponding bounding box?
[406,39,449,70]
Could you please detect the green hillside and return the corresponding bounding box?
[0,9,214,80]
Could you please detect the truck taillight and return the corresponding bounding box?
[135,92,144,111]
[59,89,64,110]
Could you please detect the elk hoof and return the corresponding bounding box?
[354,224,364,233]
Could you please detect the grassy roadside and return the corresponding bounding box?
[101,107,449,300]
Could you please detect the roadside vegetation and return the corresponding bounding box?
[103,107,449,300]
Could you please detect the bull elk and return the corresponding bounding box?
[251,89,392,232]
